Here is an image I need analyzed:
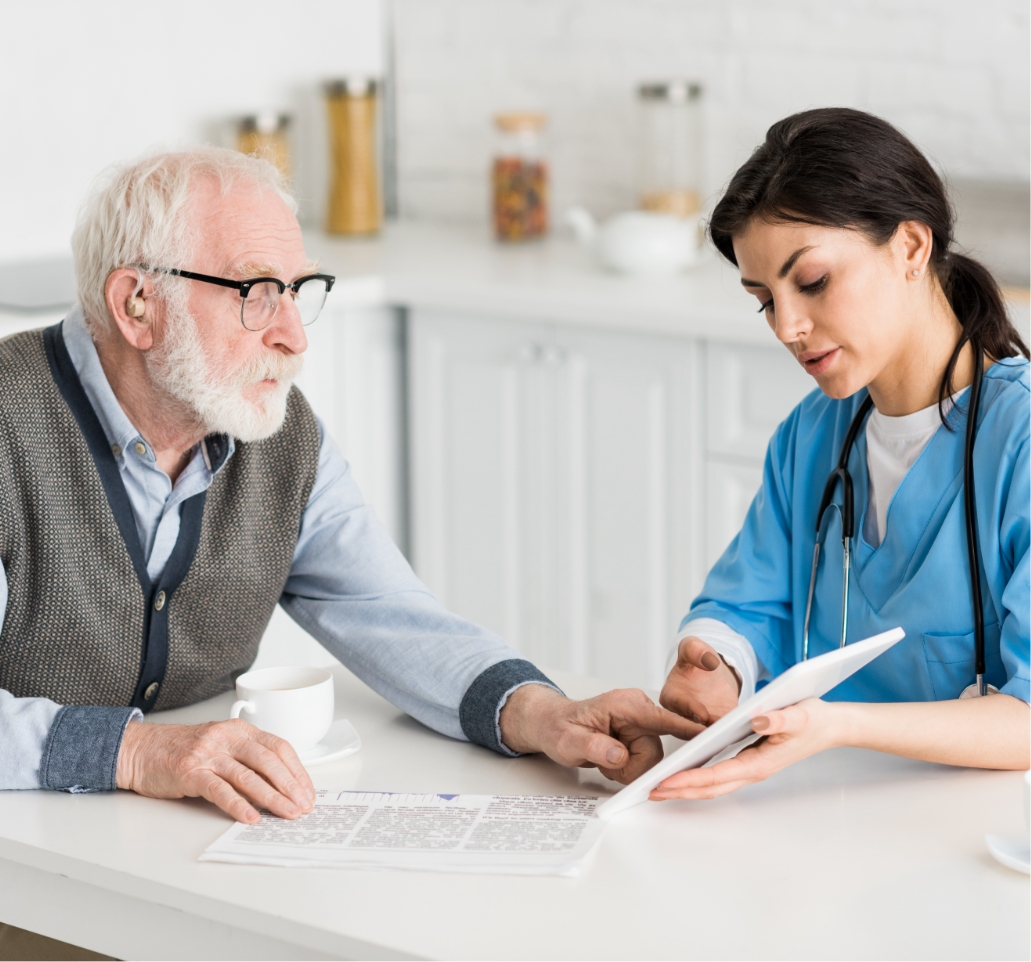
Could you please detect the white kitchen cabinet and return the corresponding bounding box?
[705,341,814,460]
[408,309,702,689]
[295,305,406,550]
[703,460,764,572]
[702,341,814,572]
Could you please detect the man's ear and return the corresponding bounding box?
[105,268,157,350]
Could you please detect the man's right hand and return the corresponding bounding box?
[659,636,742,726]
[116,719,315,824]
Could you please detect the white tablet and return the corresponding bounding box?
[594,626,905,821]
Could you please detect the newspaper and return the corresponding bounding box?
[200,790,605,876]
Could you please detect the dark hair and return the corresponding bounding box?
[709,107,1029,422]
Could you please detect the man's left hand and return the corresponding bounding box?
[498,685,705,784]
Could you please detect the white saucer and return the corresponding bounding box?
[985,834,1030,875]
[299,719,361,767]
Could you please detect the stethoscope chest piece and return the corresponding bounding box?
[959,682,999,698]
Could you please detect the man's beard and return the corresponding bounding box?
[146,302,303,443]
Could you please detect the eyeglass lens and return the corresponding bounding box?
[240,277,330,331]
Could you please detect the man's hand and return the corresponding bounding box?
[116,719,315,824]
[498,685,704,784]
[659,636,741,726]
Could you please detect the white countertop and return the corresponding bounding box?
[1,658,1027,961]
[306,223,795,347]
[307,222,1031,347]
[3,222,1029,348]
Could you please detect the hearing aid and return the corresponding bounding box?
[125,272,147,317]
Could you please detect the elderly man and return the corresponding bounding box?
[0,148,700,824]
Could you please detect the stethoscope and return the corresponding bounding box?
[801,345,996,697]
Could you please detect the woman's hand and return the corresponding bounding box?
[659,636,742,725]
[649,693,1029,802]
[649,697,842,800]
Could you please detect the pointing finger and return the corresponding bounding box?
[627,701,706,741]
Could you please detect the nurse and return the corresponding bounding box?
[653,107,1029,802]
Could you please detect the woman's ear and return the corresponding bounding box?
[897,220,934,281]
[105,269,157,350]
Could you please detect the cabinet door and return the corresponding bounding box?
[408,311,703,690]
[295,306,406,549]
[554,328,701,689]
[408,309,558,660]
[705,342,814,460]
[705,460,764,571]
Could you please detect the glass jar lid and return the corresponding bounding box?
[638,81,702,103]
[239,113,291,134]
[325,77,378,98]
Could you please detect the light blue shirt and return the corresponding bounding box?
[687,358,1030,703]
[0,308,535,789]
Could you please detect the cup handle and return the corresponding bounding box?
[230,699,256,720]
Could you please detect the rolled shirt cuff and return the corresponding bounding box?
[670,618,768,702]
[459,659,563,756]
[39,705,143,793]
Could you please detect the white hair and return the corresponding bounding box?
[147,298,302,442]
[71,146,297,337]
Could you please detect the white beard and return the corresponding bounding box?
[146,304,303,442]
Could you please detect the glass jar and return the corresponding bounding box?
[325,77,381,236]
[637,82,702,218]
[237,113,292,178]
[492,112,548,242]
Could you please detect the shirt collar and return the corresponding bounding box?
[61,305,235,474]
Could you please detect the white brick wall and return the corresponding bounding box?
[393,0,1030,224]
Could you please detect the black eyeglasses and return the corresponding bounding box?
[143,266,336,331]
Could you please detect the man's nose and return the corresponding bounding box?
[266,293,308,355]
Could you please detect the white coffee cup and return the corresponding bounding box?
[230,666,334,753]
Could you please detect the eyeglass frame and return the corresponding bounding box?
[139,265,337,329]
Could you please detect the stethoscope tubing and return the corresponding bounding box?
[963,347,987,693]
[803,346,986,694]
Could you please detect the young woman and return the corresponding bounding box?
[653,108,1029,802]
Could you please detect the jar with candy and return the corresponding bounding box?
[492,112,548,242]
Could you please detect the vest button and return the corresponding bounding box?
[154,590,166,611]
[143,682,159,701]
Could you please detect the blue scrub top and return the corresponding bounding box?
[688,357,1030,704]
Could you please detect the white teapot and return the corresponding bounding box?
[567,207,704,276]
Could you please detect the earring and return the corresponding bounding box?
[912,269,920,277]
[125,296,146,317]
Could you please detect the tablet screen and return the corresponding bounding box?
[594,627,905,820]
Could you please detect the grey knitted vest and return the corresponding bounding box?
[0,324,320,712]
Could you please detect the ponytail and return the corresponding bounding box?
[709,107,1030,425]
[939,251,1029,417]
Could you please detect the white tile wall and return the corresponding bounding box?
[393,0,1030,224]
[0,0,384,261]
